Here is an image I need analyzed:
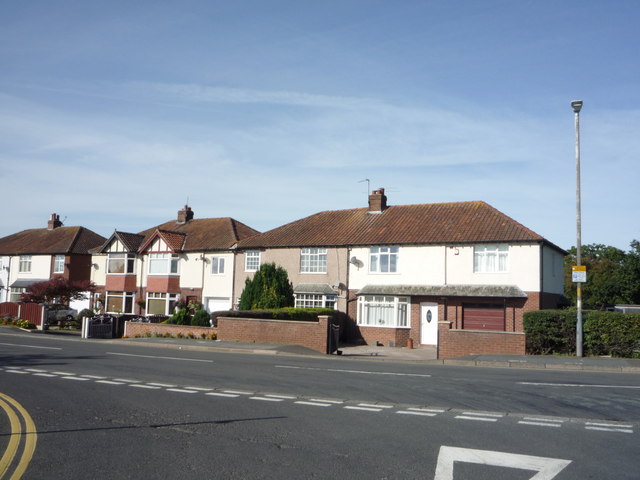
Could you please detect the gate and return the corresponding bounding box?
[81,315,114,339]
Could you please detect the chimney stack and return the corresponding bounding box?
[368,188,387,213]
[177,205,194,224]
[47,213,62,230]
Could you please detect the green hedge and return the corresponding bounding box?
[211,308,344,323]
[524,310,640,358]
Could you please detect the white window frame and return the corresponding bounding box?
[19,255,32,273]
[294,293,337,309]
[369,246,399,273]
[105,291,135,314]
[53,255,65,274]
[210,256,225,275]
[10,287,26,302]
[245,251,260,272]
[146,292,179,316]
[107,253,136,274]
[148,253,180,275]
[474,244,509,273]
[300,248,328,273]
[357,295,409,328]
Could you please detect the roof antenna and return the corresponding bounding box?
[358,178,370,196]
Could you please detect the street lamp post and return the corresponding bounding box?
[572,100,584,357]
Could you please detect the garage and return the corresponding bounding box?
[462,303,505,331]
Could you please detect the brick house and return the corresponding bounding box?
[90,206,259,316]
[235,189,566,358]
[0,214,106,303]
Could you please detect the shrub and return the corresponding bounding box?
[525,309,640,358]
[191,309,211,327]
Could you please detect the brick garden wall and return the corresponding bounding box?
[124,322,216,339]
[437,321,526,359]
[217,315,331,353]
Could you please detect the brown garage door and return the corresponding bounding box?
[463,303,505,331]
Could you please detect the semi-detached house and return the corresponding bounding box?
[235,189,566,358]
[90,206,259,316]
[0,214,106,303]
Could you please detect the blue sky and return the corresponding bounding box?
[1,1,638,251]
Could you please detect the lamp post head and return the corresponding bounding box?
[571,100,583,113]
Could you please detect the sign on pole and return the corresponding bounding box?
[572,265,587,283]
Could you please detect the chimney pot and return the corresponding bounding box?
[177,205,194,224]
[368,188,387,213]
[47,213,62,230]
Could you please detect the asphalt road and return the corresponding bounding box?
[1,328,639,479]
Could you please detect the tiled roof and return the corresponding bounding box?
[0,226,106,255]
[238,201,552,248]
[116,232,146,252]
[137,217,260,252]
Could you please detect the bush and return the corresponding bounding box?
[191,309,211,327]
[525,309,640,358]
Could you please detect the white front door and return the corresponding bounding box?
[420,302,438,345]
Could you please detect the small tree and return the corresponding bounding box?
[20,277,96,306]
[239,263,294,310]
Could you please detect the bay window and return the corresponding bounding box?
[108,253,136,274]
[106,291,135,314]
[357,295,409,327]
[148,253,179,275]
[294,293,337,309]
[146,292,179,315]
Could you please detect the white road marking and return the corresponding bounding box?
[519,421,562,428]
[184,387,213,391]
[358,403,393,409]
[5,370,28,374]
[250,397,284,402]
[80,374,107,379]
[585,421,633,434]
[222,390,253,395]
[166,388,198,394]
[275,365,430,377]
[95,380,126,385]
[52,371,75,376]
[310,398,343,404]
[112,378,141,383]
[408,407,445,413]
[206,392,239,398]
[0,342,61,350]
[107,352,214,363]
[130,384,161,390]
[455,415,498,422]
[519,381,640,389]
[434,446,571,480]
[345,406,382,412]
[295,401,332,407]
[32,373,57,377]
[61,376,90,381]
[265,394,297,400]
[25,368,46,372]
[397,410,438,417]
[461,412,503,418]
[584,426,633,434]
[148,383,176,388]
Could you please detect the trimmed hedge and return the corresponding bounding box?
[211,308,344,323]
[524,310,640,358]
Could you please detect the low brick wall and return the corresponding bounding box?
[358,326,411,347]
[217,315,331,353]
[438,321,525,359]
[124,322,216,339]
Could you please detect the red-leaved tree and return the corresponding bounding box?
[20,278,96,306]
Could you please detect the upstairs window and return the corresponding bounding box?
[53,255,65,274]
[211,257,225,275]
[108,253,136,274]
[148,253,179,275]
[474,245,509,273]
[19,255,32,273]
[369,247,398,273]
[245,251,260,272]
[300,248,327,273]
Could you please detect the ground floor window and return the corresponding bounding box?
[106,291,135,314]
[9,287,25,302]
[146,292,179,316]
[357,295,409,327]
[294,293,337,309]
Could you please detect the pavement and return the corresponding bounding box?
[23,328,640,373]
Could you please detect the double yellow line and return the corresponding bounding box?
[0,393,37,480]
